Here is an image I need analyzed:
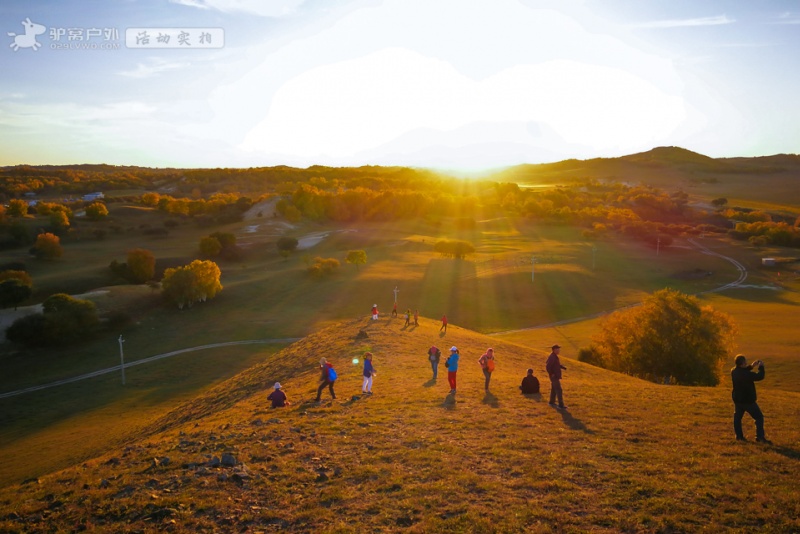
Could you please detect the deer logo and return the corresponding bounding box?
[8,17,46,51]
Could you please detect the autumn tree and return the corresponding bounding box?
[161,259,222,309]
[31,232,63,259]
[49,210,70,232]
[128,248,156,283]
[7,199,29,218]
[85,202,109,221]
[308,257,340,277]
[581,289,736,386]
[345,250,367,270]
[0,270,33,286]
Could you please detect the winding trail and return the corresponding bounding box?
[0,338,300,399]
[489,238,750,336]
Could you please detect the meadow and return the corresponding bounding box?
[1,154,799,531]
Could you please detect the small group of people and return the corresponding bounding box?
[424,344,560,403]
[269,340,772,444]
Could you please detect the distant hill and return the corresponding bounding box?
[489,146,800,207]
[1,316,798,532]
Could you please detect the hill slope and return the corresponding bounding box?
[1,317,798,532]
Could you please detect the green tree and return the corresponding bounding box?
[161,259,222,309]
[199,236,222,257]
[6,293,99,346]
[276,236,299,260]
[32,232,63,259]
[345,249,367,270]
[128,248,156,283]
[85,202,109,221]
[434,240,475,259]
[586,289,736,385]
[0,278,32,310]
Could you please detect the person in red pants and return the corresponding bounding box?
[445,346,460,393]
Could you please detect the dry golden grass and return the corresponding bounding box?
[1,316,798,533]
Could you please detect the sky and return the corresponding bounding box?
[1,0,799,171]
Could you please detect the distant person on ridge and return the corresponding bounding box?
[371,304,379,321]
[519,368,540,395]
[315,357,337,402]
[362,352,376,394]
[414,309,419,327]
[440,314,448,333]
[392,302,398,317]
[267,382,289,408]
[445,346,460,393]
[731,354,769,443]
[428,345,441,379]
[478,348,495,391]
[404,308,411,327]
[546,344,567,409]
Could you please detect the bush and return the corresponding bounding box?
[434,240,475,259]
[588,289,736,385]
[308,257,340,277]
[6,293,99,346]
[31,232,63,259]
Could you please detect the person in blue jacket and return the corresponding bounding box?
[445,346,460,393]
[362,352,377,394]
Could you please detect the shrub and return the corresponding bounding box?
[31,233,63,259]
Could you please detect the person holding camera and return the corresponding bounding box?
[731,354,769,443]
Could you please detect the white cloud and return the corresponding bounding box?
[633,15,735,29]
[169,0,305,17]
[118,58,191,78]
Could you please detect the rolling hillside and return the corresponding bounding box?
[1,316,798,532]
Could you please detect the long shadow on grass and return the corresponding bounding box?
[482,391,499,408]
[423,378,437,388]
[557,408,593,434]
[769,444,800,461]
[522,393,543,402]
[442,392,457,410]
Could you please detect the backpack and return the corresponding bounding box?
[328,366,338,381]
[486,358,495,372]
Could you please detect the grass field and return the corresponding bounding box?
[1,201,799,532]
[1,317,797,532]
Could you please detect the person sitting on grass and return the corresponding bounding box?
[267,382,290,408]
[519,368,540,395]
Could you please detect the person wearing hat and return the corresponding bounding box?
[267,382,289,408]
[519,368,540,395]
[445,346,460,393]
[546,344,567,409]
[371,304,379,320]
[478,348,496,391]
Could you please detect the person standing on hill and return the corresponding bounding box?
[520,368,540,394]
[546,344,567,409]
[440,314,448,332]
[371,304,379,321]
[392,302,398,317]
[445,346,460,393]
[404,308,411,327]
[362,352,376,394]
[315,357,337,402]
[731,354,769,443]
[478,348,495,391]
[428,345,441,379]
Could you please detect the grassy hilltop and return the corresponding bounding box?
[1,317,798,533]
